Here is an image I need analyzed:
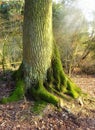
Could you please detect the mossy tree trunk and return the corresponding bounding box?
[1,0,82,105]
[23,0,53,88]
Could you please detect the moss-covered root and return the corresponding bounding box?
[63,77,82,98]
[47,43,82,99]
[30,80,59,106]
[1,80,25,104]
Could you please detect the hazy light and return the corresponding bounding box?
[54,0,95,22]
[53,0,62,3]
[77,0,95,21]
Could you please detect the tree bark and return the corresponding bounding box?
[23,0,53,88]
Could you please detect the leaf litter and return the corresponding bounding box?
[0,71,95,130]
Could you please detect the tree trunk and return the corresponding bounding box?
[1,0,82,106]
[23,0,53,88]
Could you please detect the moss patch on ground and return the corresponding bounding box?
[31,100,47,115]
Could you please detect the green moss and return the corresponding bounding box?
[60,71,66,85]
[53,43,61,60]
[50,42,82,99]
[48,84,70,101]
[48,42,81,99]
[31,100,47,115]
[67,80,81,93]
[66,90,79,98]
[64,80,81,98]
[51,43,66,91]
[1,98,8,104]
[30,80,59,106]
[47,67,54,83]
[1,80,25,104]
[52,58,62,91]
[12,63,24,81]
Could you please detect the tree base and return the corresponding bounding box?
[0,44,82,106]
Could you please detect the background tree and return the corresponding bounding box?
[0,0,23,71]
[52,0,95,75]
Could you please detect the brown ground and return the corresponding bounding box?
[0,71,95,130]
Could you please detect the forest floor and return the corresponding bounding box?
[0,70,95,130]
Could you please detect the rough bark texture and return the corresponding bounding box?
[23,0,53,88]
